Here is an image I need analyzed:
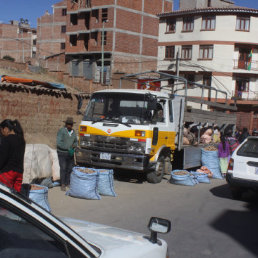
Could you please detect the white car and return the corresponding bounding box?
[226,136,258,199]
[0,183,170,257]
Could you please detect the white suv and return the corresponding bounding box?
[226,136,258,199]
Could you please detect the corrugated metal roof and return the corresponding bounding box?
[157,7,258,18]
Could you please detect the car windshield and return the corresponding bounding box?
[237,138,258,158]
[83,92,154,125]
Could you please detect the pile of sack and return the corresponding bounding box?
[170,169,210,186]
[66,167,117,200]
[201,145,223,179]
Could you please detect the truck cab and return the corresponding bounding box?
[75,89,181,183]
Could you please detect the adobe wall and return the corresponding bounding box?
[0,85,89,148]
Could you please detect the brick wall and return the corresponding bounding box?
[0,23,35,63]
[0,85,89,148]
[37,0,66,59]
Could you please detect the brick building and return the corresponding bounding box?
[37,0,67,69]
[0,20,36,63]
[38,0,173,90]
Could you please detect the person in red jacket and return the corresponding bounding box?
[0,119,25,192]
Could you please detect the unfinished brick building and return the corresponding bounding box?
[38,0,173,90]
[0,20,36,63]
[37,0,67,70]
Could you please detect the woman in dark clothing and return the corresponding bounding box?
[238,127,249,143]
[0,119,25,192]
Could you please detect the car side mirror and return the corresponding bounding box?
[147,217,171,244]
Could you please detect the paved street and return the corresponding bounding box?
[48,174,258,258]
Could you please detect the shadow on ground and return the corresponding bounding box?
[211,202,258,256]
[210,183,258,202]
[114,169,146,184]
[211,183,258,256]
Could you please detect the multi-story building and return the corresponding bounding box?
[0,20,36,63]
[37,0,67,69]
[64,0,173,86]
[157,1,258,130]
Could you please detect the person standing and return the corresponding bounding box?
[238,127,249,143]
[218,134,231,177]
[0,119,26,192]
[57,117,78,191]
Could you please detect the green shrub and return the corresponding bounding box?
[3,55,15,62]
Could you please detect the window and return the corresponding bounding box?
[61,42,66,49]
[202,16,216,30]
[208,0,211,7]
[102,8,108,22]
[33,39,36,45]
[166,19,176,33]
[203,74,211,86]
[101,31,107,45]
[199,45,213,59]
[91,32,98,46]
[92,9,99,23]
[61,25,66,33]
[165,46,175,59]
[62,8,67,16]
[235,78,249,98]
[0,203,68,257]
[181,45,192,60]
[70,35,77,46]
[185,74,195,88]
[70,14,78,25]
[182,17,194,32]
[32,51,36,58]
[86,0,91,8]
[236,16,250,31]
[238,48,251,69]
[237,138,258,158]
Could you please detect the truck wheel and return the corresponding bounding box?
[146,156,166,184]
[230,186,243,200]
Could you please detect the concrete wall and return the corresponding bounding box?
[180,0,235,10]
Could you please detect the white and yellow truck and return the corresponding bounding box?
[75,71,236,183]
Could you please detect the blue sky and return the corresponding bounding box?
[0,0,257,28]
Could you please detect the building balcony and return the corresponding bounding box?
[233,59,258,71]
[233,91,258,100]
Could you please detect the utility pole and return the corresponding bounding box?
[176,50,180,78]
[175,49,180,93]
[101,21,107,85]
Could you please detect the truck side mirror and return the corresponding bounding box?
[147,217,171,244]
[146,94,157,110]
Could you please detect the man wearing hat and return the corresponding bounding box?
[57,117,78,191]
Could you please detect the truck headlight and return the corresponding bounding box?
[80,136,91,147]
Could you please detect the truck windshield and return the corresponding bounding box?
[83,92,152,125]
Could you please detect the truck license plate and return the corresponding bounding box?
[100,153,111,160]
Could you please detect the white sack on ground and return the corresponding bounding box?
[23,144,60,184]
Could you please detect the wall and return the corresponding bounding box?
[0,84,89,148]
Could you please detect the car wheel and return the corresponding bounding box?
[147,154,171,183]
[230,186,243,200]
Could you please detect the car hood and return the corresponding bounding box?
[61,217,167,258]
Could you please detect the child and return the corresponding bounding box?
[218,134,230,177]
